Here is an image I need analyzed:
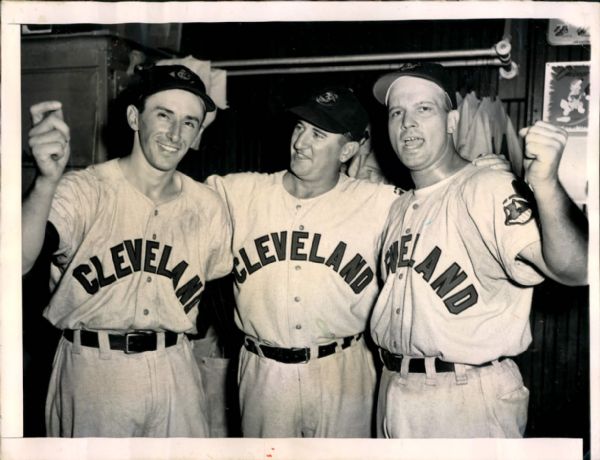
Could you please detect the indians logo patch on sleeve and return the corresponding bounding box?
[502,180,534,226]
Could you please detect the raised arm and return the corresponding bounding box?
[22,101,70,274]
[517,121,588,286]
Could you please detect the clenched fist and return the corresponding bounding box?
[518,121,567,191]
[28,101,70,183]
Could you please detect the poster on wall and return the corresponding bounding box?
[543,61,591,133]
[547,19,591,46]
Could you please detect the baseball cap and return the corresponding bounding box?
[288,87,369,141]
[135,64,216,112]
[373,62,457,109]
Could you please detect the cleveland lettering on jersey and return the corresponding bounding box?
[384,233,478,314]
[72,238,203,313]
[233,230,374,294]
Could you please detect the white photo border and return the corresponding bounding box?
[2,2,599,460]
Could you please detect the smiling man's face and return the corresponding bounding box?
[289,119,349,181]
[129,88,206,172]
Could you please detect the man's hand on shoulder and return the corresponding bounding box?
[472,153,512,172]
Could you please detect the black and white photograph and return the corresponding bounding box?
[1,2,599,460]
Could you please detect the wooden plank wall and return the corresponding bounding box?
[515,19,591,450]
[183,19,592,448]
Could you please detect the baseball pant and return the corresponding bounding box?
[377,357,529,438]
[46,331,209,437]
[238,338,377,438]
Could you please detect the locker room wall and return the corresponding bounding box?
[518,19,590,447]
[22,19,591,448]
[181,19,591,449]
[179,19,591,450]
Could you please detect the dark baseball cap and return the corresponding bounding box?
[373,62,456,109]
[288,87,369,141]
[135,64,216,112]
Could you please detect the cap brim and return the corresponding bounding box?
[373,72,456,109]
[186,88,216,113]
[373,72,406,105]
[288,105,347,134]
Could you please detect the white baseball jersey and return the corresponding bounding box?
[46,159,233,333]
[206,170,401,438]
[206,170,401,346]
[371,164,544,365]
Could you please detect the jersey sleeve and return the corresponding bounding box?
[375,184,405,281]
[205,172,263,228]
[48,170,100,267]
[203,192,234,281]
[462,169,544,286]
[204,173,240,225]
[204,174,228,201]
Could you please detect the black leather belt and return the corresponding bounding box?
[379,348,503,373]
[244,333,362,364]
[63,329,178,354]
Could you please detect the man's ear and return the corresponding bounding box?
[446,109,460,134]
[190,126,205,150]
[339,141,360,164]
[126,105,140,131]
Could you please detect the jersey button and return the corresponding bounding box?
[299,225,305,231]
[296,204,302,210]
[143,309,150,316]
[154,209,159,216]
[395,308,401,314]
[295,265,301,271]
[152,233,157,240]
[398,273,403,280]
[294,296,301,302]
[146,276,152,283]
[295,324,302,330]
[393,340,397,348]
[405,228,411,234]
[412,203,419,210]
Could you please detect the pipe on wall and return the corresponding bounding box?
[213,39,517,79]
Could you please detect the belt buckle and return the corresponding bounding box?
[299,348,311,364]
[125,331,152,354]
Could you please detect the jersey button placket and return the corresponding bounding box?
[150,208,159,242]
[402,196,417,236]
[136,206,160,326]
[289,262,304,340]
[289,206,306,340]
[404,199,421,354]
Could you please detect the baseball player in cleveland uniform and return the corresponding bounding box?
[369,63,588,438]
[206,87,402,437]
[23,65,232,437]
